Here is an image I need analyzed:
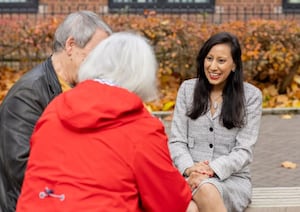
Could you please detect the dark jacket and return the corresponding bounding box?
[0,57,62,212]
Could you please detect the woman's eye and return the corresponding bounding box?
[206,56,213,61]
[218,59,226,63]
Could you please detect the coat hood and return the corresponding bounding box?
[55,80,145,131]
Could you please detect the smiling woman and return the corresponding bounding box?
[168,32,263,212]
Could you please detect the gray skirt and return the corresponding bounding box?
[193,176,252,212]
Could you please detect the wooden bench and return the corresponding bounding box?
[245,187,300,212]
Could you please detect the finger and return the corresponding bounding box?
[203,160,209,165]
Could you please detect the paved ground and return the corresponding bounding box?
[250,113,300,187]
[158,111,300,187]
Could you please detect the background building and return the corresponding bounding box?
[0,0,299,22]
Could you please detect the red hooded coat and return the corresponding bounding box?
[16,80,192,212]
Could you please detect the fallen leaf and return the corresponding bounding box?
[263,85,278,97]
[144,104,152,112]
[276,95,289,105]
[162,101,175,111]
[163,114,173,121]
[293,75,300,85]
[281,114,293,119]
[281,161,297,169]
[291,100,300,108]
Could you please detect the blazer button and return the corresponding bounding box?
[209,127,213,132]
[209,143,214,148]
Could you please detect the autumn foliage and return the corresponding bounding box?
[1,14,300,111]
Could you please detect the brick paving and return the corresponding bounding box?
[160,112,300,187]
[250,114,300,187]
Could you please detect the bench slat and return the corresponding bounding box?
[248,187,300,208]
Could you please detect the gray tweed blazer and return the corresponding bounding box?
[169,78,262,181]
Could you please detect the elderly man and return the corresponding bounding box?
[0,10,112,212]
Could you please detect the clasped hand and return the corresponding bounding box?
[185,160,214,190]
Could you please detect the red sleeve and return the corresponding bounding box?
[133,126,192,212]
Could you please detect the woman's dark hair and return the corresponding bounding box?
[188,32,245,129]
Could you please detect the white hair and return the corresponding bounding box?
[78,31,158,102]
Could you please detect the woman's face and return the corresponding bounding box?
[204,43,236,90]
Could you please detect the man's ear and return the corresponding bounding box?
[65,37,75,56]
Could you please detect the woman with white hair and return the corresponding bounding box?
[16,32,192,212]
